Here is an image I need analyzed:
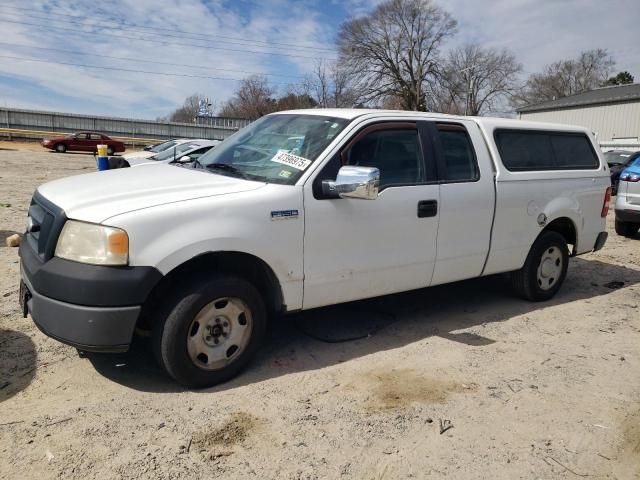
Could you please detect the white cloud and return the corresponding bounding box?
[0,0,638,118]
[443,0,640,76]
[0,0,335,117]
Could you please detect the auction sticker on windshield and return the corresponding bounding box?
[270,151,312,171]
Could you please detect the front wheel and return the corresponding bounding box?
[615,220,639,238]
[510,231,569,301]
[152,275,267,388]
[55,143,66,153]
[107,146,114,156]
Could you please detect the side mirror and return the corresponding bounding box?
[322,166,379,200]
[177,155,191,163]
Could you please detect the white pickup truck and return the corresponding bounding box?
[19,109,611,387]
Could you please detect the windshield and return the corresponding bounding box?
[197,114,350,184]
[152,142,201,161]
[150,140,178,153]
[604,151,631,166]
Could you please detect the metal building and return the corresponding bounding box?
[517,83,640,151]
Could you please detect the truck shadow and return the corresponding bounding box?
[0,329,37,402]
[87,257,640,393]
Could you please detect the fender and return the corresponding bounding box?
[538,195,581,249]
[105,185,306,311]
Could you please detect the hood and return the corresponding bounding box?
[37,164,266,223]
[122,151,155,161]
[127,154,162,166]
[42,136,69,142]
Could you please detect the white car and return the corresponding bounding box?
[19,109,610,388]
[614,157,640,237]
[122,139,198,162]
[127,140,220,167]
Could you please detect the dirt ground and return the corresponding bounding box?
[0,142,639,479]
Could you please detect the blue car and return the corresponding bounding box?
[614,156,640,237]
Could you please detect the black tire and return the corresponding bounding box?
[152,274,267,388]
[510,231,569,302]
[107,146,114,156]
[55,143,66,153]
[615,220,640,237]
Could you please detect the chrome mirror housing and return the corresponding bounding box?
[322,165,380,200]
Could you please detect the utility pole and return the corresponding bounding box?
[466,76,475,116]
[460,65,476,116]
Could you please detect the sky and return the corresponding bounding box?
[0,0,638,119]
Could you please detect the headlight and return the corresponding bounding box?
[55,220,129,266]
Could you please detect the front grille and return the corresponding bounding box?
[26,191,67,261]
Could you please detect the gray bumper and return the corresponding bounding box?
[22,273,139,353]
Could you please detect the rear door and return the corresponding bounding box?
[428,121,495,285]
[302,120,440,309]
[66,133,82,150]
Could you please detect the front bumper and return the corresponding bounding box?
[19,230,162,352]
[21,273,139,352]
[615,208,640,223]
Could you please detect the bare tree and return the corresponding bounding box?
[312,61,330,108]
[219,76,277,120]
[167,93,208,123]
[309,60,359,108]
[513,49,615,107]
[434,45,522,116]
[337,0,457,111]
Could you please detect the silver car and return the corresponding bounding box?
[128,140,220,167]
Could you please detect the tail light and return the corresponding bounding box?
[601,186,612,217]
[620,172,640,182]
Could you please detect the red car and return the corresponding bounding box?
[41,132,126,155]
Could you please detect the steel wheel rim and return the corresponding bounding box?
[186,297,253,371]
[536,246,563,291]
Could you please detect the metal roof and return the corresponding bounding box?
[517,83,640,113]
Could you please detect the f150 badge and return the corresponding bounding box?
[271,210,299,221]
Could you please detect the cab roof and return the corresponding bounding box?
[270,108,592,134]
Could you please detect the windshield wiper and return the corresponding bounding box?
[206,163,249,179]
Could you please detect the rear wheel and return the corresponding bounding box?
[55,143,66,153]
[511,231,569,301]
[615,220,640,237]
[152,274,266,388]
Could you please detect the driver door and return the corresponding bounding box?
[72,133,90,151]
[302,121,440,309]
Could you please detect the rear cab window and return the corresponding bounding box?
[435,123,479,182]
[494,130,600,171]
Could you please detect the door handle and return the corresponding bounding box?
[417,200,438,218]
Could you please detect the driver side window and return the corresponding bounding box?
[344,128,424,189]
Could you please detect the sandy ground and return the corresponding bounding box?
[0,144,639,479]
